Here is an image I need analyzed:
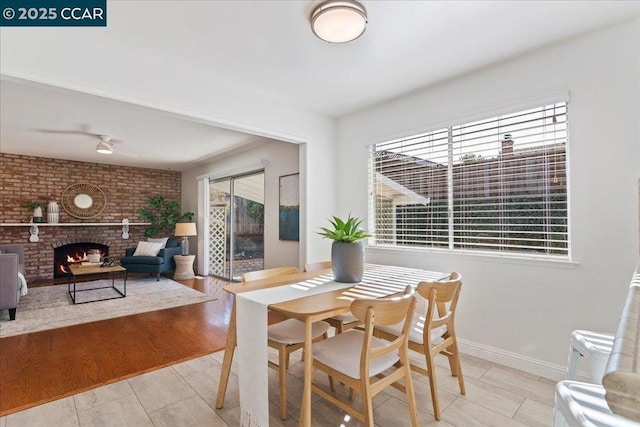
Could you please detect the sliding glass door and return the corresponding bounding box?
[208,172,264,281]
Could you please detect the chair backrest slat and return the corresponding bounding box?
[417,272,462,344]
[352,287,416,374]
[351,294,414,326]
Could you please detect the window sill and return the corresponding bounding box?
[366,245,580,268]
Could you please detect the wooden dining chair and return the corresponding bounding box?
[310,286,419,426]
[242,266,331,420]
[375,272,465,420]
[304,261,362,334]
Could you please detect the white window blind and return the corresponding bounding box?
[369,102,569,257]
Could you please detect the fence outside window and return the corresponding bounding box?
[368,102,569,258]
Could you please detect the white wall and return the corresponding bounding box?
[336,19,640,377]
[182,139,301,270]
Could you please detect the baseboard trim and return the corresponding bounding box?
[457,338,589,382]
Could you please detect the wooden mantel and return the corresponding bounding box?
[0,219,151,242]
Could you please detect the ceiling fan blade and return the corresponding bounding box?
[38,127,120,139]
[37,129,96,136]
[115,149,139,158]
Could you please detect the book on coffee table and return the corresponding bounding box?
[80,262,102,267]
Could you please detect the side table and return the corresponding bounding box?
[174,255,195,280]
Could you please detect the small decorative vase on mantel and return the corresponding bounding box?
[32,206,43,223]
[47,200,59,224]
[318,214,372,284]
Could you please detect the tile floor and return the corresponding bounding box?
[0,347,555,426]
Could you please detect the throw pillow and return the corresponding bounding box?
[132,241,163,257]
[147,237,169,249]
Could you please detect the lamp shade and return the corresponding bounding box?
[174,222,197,237]
[311,0,367,43]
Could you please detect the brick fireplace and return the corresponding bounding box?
[0,153,182,283]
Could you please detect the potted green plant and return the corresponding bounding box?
[28,201,44,223]
[318,214,371,283]
[138,195,194,238]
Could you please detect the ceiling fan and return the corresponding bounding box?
[37,128,139,158]
[95,135,116,155]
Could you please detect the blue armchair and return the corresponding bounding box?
[120,238,182,280]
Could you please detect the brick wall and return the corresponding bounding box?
[0,153,182,282]
[228,258,265,277]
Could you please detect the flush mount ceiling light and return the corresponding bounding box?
[311,0,367,43]
[96,135,113,155]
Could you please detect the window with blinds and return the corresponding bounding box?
[369,102,569,257]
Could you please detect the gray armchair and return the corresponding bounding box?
[0,244,25,321]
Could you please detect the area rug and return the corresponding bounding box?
[0,277,216,338]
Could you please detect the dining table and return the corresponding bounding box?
[214,263,447,427]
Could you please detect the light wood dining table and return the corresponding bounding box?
[214,264,447,427]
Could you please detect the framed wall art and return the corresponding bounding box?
[279,173,299,241]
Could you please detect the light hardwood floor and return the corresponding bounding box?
[0,276,556,426]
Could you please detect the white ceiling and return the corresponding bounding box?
[1,1,638,170]
[0,79,263,170]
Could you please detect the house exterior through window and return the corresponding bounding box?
[368,102,569,258]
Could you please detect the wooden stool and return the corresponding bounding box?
[567,330,614,384]
[173,255,195,280]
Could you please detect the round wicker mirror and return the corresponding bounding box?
[61,183,106,219]
[73,194,93,209]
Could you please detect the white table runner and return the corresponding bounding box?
[236,265,446,426]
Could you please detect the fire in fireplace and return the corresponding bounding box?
[54,242,109,278]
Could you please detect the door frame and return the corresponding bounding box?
[201,169,265,281]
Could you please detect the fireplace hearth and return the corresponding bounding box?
[54,242,109,278]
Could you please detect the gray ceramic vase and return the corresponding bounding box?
[331,241,364,283]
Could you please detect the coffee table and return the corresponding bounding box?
[68,264,127,304]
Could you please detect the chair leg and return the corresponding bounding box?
[156,273,160,281]
[361,378,374,426]
[450,341,466,395]
[8,308,16,321]
[279,345,288,420]
[404,363,419,427]
[447,347,458,376]
[215,302,237,409]
[425,351,441,421]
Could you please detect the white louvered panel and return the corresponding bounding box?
[208,206,227,277]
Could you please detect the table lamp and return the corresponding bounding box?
[174,222,197,256]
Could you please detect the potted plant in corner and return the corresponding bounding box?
[137,194,194,237]
[318,214,371,283]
